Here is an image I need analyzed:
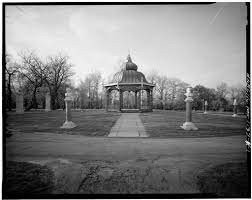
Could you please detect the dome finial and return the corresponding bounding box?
[127,51,132,63]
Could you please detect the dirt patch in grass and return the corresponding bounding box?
[6,110,121,136]
[196,162,249,197]
[4,161,54,195]
[140,110,246,137]
[28,159,176,194]
[72,160,171,194]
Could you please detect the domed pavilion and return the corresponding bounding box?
[104,54,155,112]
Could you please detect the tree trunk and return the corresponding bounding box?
[51,88,59,110]
[32,88,38,109]
[7,75,12,111]
[51,93,56,110]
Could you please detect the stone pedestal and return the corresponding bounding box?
[45,92,51,112]
[204,101,208,114]
[61,88,77,129]
[232,99,238,117]
[181,88,198,130]
[16,91,24,114]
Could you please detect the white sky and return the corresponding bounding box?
[5,3,247,89]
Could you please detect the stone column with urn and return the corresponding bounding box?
[181,87,198,130]
[45,92,51,112]
[16,89,24,114]
[232,99,238,117]
[204,100,208,114]
[60,88,77,129]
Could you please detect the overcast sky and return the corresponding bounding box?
[6,3,247,89]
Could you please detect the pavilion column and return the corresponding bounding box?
[138,90,142,110]
[105,89,110,112]
[135,91,138,109]
[147,90,150,110]
[150,89,153,111]
[119,90,123,111]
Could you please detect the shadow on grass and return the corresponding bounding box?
[196,162,250,198]
[4,161,54,195]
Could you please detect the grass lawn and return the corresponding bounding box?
[6,110,121,136]
[6,109,246,137]
[196,162,249,197]
[140,110,246,137]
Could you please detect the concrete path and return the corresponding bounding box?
[108,113,147,137]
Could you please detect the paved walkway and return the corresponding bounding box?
[108,113,148,137]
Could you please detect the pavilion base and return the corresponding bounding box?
[180,122,198,131]
[60,121,77,129]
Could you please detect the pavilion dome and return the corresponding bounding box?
[112,54,149,84]
[125,54,138,71]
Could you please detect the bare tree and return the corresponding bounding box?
[228,84,246,112]
[165,78,189,110]
[77,71,102,109]
[5,54,18,111]
[216,82,229,110]
[44,54,74,109]
[18,51,46,110]
[152,74,167,109]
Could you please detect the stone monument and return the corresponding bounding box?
[60,88,77,129]
[45,92,51,112]
[16,90,24,114]
[181,87,198,130]
[232,99,238,117]
[204,100,208,114]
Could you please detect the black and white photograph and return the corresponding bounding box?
[3,2,250,198]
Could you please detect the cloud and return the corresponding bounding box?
[68,8,120,43]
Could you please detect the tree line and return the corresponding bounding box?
[5,52,246,113]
